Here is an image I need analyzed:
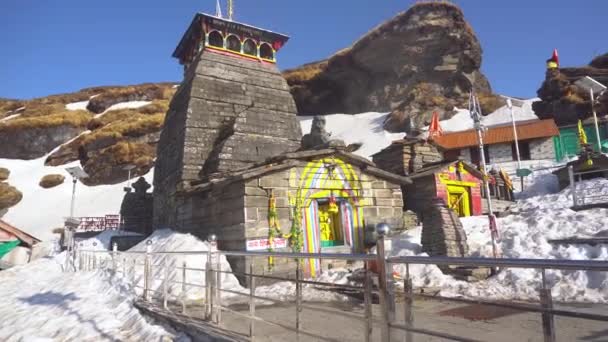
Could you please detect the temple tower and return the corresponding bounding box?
[153,12,302,229]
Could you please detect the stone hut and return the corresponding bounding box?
[371,138,443,176]
[406,160,483,220]
[120,177,153,235]
[153,13,302,229]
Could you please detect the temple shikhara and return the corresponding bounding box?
[151,6,408,277]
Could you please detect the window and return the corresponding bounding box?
[243,39,257,56]
[511,141,531,161]
[226,35,241,52]
[207,31,224,48]
[259,43,274,60]
[443,149,461,161]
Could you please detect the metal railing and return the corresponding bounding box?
[568,165,608,207]
[76,234,608,342]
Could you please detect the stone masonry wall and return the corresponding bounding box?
[530,137,555,160]
[487,143,513,164]
[153,50,302,229]
[421,199,469,257]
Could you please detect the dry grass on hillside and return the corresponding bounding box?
[283,61,328,84]
[87,100,169,130]
[103,141,155,166]
[87,83,175,113]
[477,93,505,115]
[0,110,92,132]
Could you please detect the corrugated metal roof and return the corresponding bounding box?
[433,119,559,150]
[0,220,40,247]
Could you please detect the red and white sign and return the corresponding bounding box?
[246,238,287,251]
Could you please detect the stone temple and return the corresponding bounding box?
[151,11,409,279]
[153,13,303,230]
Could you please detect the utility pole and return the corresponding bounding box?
[469,91,499,259]
[505,97,526,191]
[227,0,234,21]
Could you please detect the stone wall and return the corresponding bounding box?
[530,137,555,160]
[153,50,302,229]
[421,199,468,257]
[404,176,437,222]
[487,143,513,164]
[372,140,443,176]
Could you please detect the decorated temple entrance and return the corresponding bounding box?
[446,184,471,217]
[317,198,344,248]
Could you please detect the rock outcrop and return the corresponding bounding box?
[284,2,500,133]
[533,52,608,126]
[0,168,9,182]
[39,174,66,189]
[0,182,22,212]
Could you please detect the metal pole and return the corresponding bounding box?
[476,127,498,259]
[376,233,390,342]
[205,250,212,319]
[144,244,151,301]
[404,264,413,342]
[568,166,577,208]
[182,261,187,314]
[70,177,77,218]
[163,260,169,310]
[540,269,556,342]
[508,100,524,191]
[112,243,117,275]
[295,261,302,340]
[590,89,602,152]
[249,263,256,339]
[363,268,372,342]
[216,254,222,325]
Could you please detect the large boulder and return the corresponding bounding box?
[533,52,608,126]
[284,2,498,132]
[39,174,66,189]
[0,182,22,212]
[0,168,9,182]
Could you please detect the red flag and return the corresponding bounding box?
[552,49,559,67]
[428,111,443,140]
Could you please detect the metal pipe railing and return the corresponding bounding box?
[386,256,608,271]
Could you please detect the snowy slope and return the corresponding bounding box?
[387,177,608,303]
[0,154,154,241]
[0,255,187,341]
[298,112,404,159]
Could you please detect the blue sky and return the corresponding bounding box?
[1,0,606,100]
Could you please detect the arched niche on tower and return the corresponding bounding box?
[226,35,242,53]
[259,43,274,61]
[207,30,224,48]
[243,39,257,57]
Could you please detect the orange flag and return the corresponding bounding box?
[428,111,443,140]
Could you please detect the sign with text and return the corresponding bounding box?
[246,238,287,251]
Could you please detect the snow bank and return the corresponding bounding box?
[65,100,90,111]
[389,178,608,303]
[0,154,153,241]
[93,101,152,118]
[78,230,142,251]
[0,256,186,341]
[298,112,404,159]
[433,98,539,133]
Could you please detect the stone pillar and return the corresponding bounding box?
[421,198,468,257]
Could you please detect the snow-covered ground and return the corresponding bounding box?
[386,177,608,303]
[0,249,188,341]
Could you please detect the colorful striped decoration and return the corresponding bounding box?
[302,201,321,277]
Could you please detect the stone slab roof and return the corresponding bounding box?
[185,148,411,194]
[433,119,559,150]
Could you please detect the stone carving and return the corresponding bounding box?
[301,116,345,150]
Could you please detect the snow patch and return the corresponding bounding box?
[94,101,152,118]
[298,112,404,159]
[65,100,90,111]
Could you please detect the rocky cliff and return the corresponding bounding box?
[0,83,175,185]
[284,2,501,132]
[533,53,608,126]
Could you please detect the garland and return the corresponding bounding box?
[267,191,281,270]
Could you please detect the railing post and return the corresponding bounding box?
[182,261,187,314]
[249,263,256,340]
[207,234,218,322]
[364,267,372,342]
[112,243,118,275]
[404,264,414,342]
[144,242,152,301]
[215,252,222,325]
[163,259,169,310]
[296,261,302,341]
[78,250,83,271]
[376,223,391,342]
[540,269,556,342]
[569,166,577,208]
[205,250,212,320]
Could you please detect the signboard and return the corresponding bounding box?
[246,238,287,251]
[516,168,532,177]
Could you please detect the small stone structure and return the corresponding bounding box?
[120,177,153,235]
[372,138,443,176]
[421,199,469,257]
